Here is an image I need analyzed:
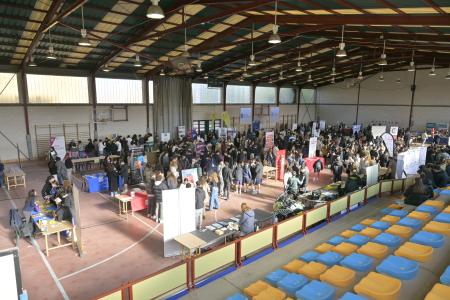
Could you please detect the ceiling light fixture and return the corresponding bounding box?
[357,57,363,80]
[379,66,384,82]
[181,9,190,58]
[147,0,164,19]
[28,56,37,67]
[134,54,142,67]
[331,76,335,84]
[243,59,249,77]
[46,30,57,60]
[102,64,110,72]
[408,49,415,72]
[396,78,401,84]
[336,25,347,57]
[307,73,312,82]
[279,70,284,80]
[446,64,450,80]
[268,0,281,44]
[429,57,436,76]
[78,6,91,46]
[378,40,387,66]
[249,23,256,66]
[195,62,202,72]
[331,56,336,76]
[203,73,208,80]
[160,68,166,76]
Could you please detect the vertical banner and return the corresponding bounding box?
[252,120,261,132]
[352,124,362,134]
[240,107,252,125]
[276,149,286,181]
[270,107,280,123]
[381,133,395,157]
[265,131,274,150]
[389,126,398,139]
[221,111,231,127]
[51,136,66,159]
[308,137,318,158]
[319,120,326,130]
[181,168,199,184]
[371,126,387,138]
[177,126,186,139]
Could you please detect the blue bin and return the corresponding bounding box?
[434,212,450,224]
[347,234,370,246]
[371,221,391,231]
[410,231,444,248]
[416,205,438,216]
[380,208,393,215]
[389,209,408,218]
[85,173,109,193]
[376,255,419,280]
[277,273,308,296]
[295,280,335,300]
[226,293,248,300]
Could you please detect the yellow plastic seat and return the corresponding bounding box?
[341,230,358,239]
[244,280,270,297]
[252,286,286,300]
[282,259,306,273]
[357,242,389,259]
[385,225,413,239]
[423,200,445,211]
[320,265,356,288]
[354,272,402,300]
[424,283,450,300]
[380,215,401,225]
[394,242,433,263]
[332,242,359,256]
[388,204,404,210]
[408,211,432,222]
[360,218,377,226]
[298,261,328,280]
[443,206,450,214]
[360,227,382,238]
[423,221,450,236]
[315,243,334,253]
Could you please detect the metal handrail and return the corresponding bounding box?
[0,131,30,164]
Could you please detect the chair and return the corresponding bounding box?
[388,203,404,210]
[397,217,423,230]
[380,215,401,225]
[298,262,328,279]
[434,212,450,224]
[385,224,413,239]
[408,211,432,222]
[295,280,335,300]
[372,233,402,248]
[340,253,374,272]
[315,243,335,253]
[388,209,409,218]
[357,242,389,259]
[282,259,306,273]
[264,269,289,285]
[338,292,368,300]
[371,221,391,231]
[252,286,286,300]
[226,293,248,300]
[316,251,344,266]
[320,265,356,288]
[360,227,382,238]
[410,231,445,248]
[416,205,438,216]
[354,272,402,300]
[423,200,445,211]
[276,273,308,296]
[332,242,359,256]
[328,236,347,246]
[444,206,450,214]
[243,280,270,297]
[299,251,320,263]
[424,283,450,300]
[440,265,450,285]
[347,234,370,246]
[360,218,377,226]
[394,242,433,263]
[351,224,367,232]
[423,221,450,236]
[341,230,358,238]
[376,255,419,280]
[380,208,393,215]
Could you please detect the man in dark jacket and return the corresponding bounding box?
[195,185,206,229]
[152,174,167,223]
[222,162,232,200]
[254,159,264,194]
[432,165,449,188]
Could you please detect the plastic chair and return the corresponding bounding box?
[388,203,404,210]
[380,208,393,215]
[424,283,450,300]
[394,241,433,263]
[354,272,402,300]
[320,265,356,288]
[264,269,289,285]
[397,217,423,230]
[299,251,320,263]
[371,221,391,231]
[338,292,368,300]
[347,234,370,246]
[316,251,344,266]
[423,221,450,236]
[332,242,359,256]
[416,205,438,216]
[380,215,401,225]
[243,280,270,297]
[360,227,382,238]
[410,231,445,248]
[376,255,419,280]
[252,286,286,300]
[408,211,432,222]
[341,230,358,238]
[283,259,306,273]
[340,253,374,272]
[357,242,389,259]
[444,206,450,214]
[385,224,413,239]
[328,236,347,246]
[372,232,402,248]
[440,265,450,285]
[423,200,445,211]
[434,212,450,224]
[315,243,335,253]
[298,261,328,280]
[226,293,248,300]
[276,273,308,296]
[360,218,376,226]
[295,280,335,300]
[351,224,367,232]
[388,209,409,218]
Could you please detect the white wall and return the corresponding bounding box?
[0,106,27,162]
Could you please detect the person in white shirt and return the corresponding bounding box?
[98,140,105,156]
[126,135,132,147]
[115,140,122,154]
[284,168,293,191]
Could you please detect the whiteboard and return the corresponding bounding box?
[0,252,19,300]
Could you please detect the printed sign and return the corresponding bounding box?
[160,132,171,143]
[352,124,362,134]
[270,107,280,122]
[389,126,398,138]
[381,133,395,157]
[265,131,274,149]
[372,126,387,138]
[181,168,199,185]
[51,136,66,159]
[319,120,326,130]
[178,126,186,138]
[240,107,252,125]
[308,137,318,158]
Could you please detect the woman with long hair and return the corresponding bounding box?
[404,175,433,206]
[208,172,220,221]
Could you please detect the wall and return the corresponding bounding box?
[0,106,27,162]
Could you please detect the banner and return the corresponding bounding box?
[389,126,398,138]
[319,120,326,130]
[352,124,362,134]
[366,164,379,186]
[292,123,298,131]
[51,136,66,159]
[308,137,318,158]
[381,133,395,157]
[252,120,260,132]
[265,131,274,150]
[160,132,171,143]
[372,126,387,138]
[181,168,199,185]
[195,142,206,157]
[270,107,280,123]
[276,150,286,181]
[219,127,227,138]
[177,126,186,138]
[240,107,252,125]
[221,111,231,127]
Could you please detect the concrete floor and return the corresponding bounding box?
[0,160,336,300]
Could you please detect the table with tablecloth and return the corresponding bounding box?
[304,157,326,173]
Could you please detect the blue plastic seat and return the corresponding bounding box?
[416,205,438,216]
[295,280,335,300]
[300,251,320,262]
[440,265,450,285]
[439,189,450,196]
[264,269,289,285]
[434,212,450,224]
[340,253,374,272]
[338,292,368,300]
[328,236,346,246]
[347,234,370,246]
[351,224,367,232]
[376,255,419,280]
[277,273,308,296]
[380,207,393,215]
[410,231,444,248]
[226,293,248,300]
[372,233,402,248]
[371,221,391,231]
[389,209,409,218]
[316,251,344,266]
[397,217,423,230]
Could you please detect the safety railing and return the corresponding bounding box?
[0,130,30,166]
[94,177,415,300]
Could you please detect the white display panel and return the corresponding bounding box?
[0,252,19,300]
[366,164,379,186]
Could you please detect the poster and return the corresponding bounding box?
[371,126,387,138]
[308,137,318,158]
[381,133,395,157]
[160,132,171,142]
[219,127,227,138]
[181,168,199,185]
[276,149,286,181]
[240,107,252,125]
[177,126,186,138]
[270,107,280,123]
[252,120,260,132]
[319,120,326,130]
[292,123,298,131]
[352,124,362,134]
[396,147,424,178]
[195,141,206,157]
[50,136,66,160]
[389,126,398,138]
[265,131,274,150]
[366,164,379,186]
[221,111,231,127]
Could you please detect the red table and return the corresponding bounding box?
[304,157,325,173]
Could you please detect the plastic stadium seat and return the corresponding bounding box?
[360,227,382,238]
[341,230,358,238]
[397,217,423,230]
[376,255,419,280]
[282,259,306,273]
[357,242,389,259]
[298,262,328,280]
[360,218,377,226]
[226,293,248,300]
[410,231,445,248]
[388,203,404,209]
[354,272,402,300]
[320,265,356,288]
[338,292,368,300]
[423,221,450,236]
[440,265,450,285]
[380,215,401,225]
[315,243,335,253]
[372,233,402,248]
[276,273,308,296]
[332,242,359,256]
[351,224,367,232]
[380,208,393,215]
[408,211,432,222]
[385,224,413,239]
[299,251,320,263]
[340,253,374,272]
[438,189,450,197]
[295,280,335,300]
[316,251,344,266]
[328,236,347,246]
[444,206,450,214]
[371,221,391,231]
[424,283,450,300]
[243,280,270,297]
[252,286,286,300]
[388,209,409,218]
[347,234,370,246]
[434,212,450,224]
[394,242,433,263]
[423,200,445,211]
[416,205,438,216]
[264,269,289,285]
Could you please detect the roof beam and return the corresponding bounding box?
[422,0,447,14]
[43,0,88,33]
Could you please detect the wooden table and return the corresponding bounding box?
[3,165,26,190]
[114,194,133,220]
[36,220,75,256]
[174,233,207,257]
[263,166,277,179]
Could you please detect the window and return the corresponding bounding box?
[226,84,251,104]
[27,74,88,104]
[96,78,143,104]
[0,73,19,103]
[280,87,296,104]
[148,80,154,104]
[192,83,222,104]
[300,88,315,104]
[192,119,222,133]
[255,86,276,104]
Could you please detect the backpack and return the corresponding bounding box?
[9,209,23,232]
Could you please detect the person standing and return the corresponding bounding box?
[119,160,129,191]
[208,173,220,221]
[222,162,232,200]
[0,161,4,188]
[55,157,68,185]
[195,183,206,229]
[152,174,167,223]
[233,162,243,194]
[64,154,73,182]
[254,158,264,194]
[104,157,119,197]
[48,158,58,182]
